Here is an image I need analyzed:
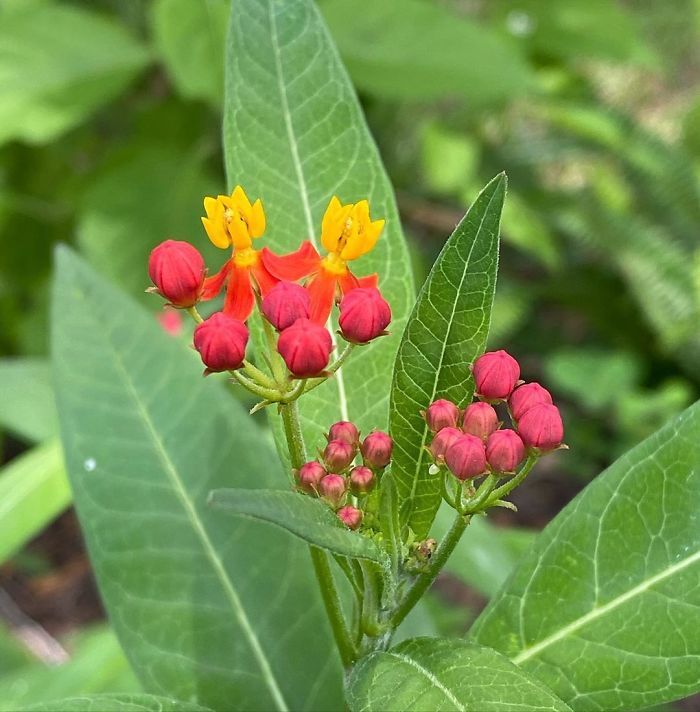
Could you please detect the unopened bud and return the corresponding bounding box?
[338,287,391,344]
[297,461,326,494]
[462,402,498,441]
[193,312,249,372]
[445,434,487,481]
[415,538,437,562]
[424,399,460,432]
[508,382,553,421]
[319,474,346,508]
[337,505,362,530]
[277,318,332,378]
[518,404,564,451]
[148,239,205,308]
[327,421,360,446]
[472,350,520,400]
[323,439,356,472]
[261,281,311,331]
[486,429,525,473]
[349,466,375,494]
[429,426,462,463]
[361,431,393,469]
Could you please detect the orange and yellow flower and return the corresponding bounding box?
[200,186,278,320]
[261,196,384,324]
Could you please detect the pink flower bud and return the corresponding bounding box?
[327,421,360,446]
[445,434,487,481]
[349,465,375,494]
[261,281,311,331]
[319,474,346,508]
[297,461,326,494]
[360,431,393,469]
[148,239,206,308]
[193,312,249,372]
[338,288,391,344]
[277,318,332,378]
[429,426,463,462]
[486,429,525,473]
[157,307,183,336]
[323,439,356,472]
[462,402,499,441]
[508,382,553,421]
[472,350,520,400]
[337,505,362,530]
[518,404,564,451]
[424,399,460,432]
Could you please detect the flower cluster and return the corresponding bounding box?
[147,186,391,378]
[295,421,393,529]
[425,350,565,510]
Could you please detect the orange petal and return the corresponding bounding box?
[201,260,232,300]
[338,270,360,295]
[261,240,321,281]
[307,269,338,325]
[357,273,379,289]
[223,263,255,321]
[251,260,278,297]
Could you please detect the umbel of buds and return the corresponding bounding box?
[327,421,360,446]
[297,461,326,493]
[518,404,564,451]
[261,281,311,331]
[462,402,498,441]
[424,399,460,433]
[509,382,553,421]
[323,440,356,472]
[361,431,393,469]
[148,240,205,308]
[277,319,332,377]
[193,312,249,372]
[445,434,487,481]
[486,429,525,473]
[429,426,463,463]
[338,287,391,344]
[472,349,520,400]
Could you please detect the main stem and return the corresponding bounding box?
[279,400,357,667]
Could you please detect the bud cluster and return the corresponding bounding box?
[425,350,565,488]
[293,420,393,529]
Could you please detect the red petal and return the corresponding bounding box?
[357,273,379,290]
[201,260,231,300]
[338,270,360,296]
[261,240,321,281]
[251,260,279,297]
[307,270,338,324]
[224,263,255,321]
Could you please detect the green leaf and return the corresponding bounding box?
[379,475,402,584]
[209,489,386,562]
[22,695,211,712]
[390,175,505,538]
[0,358,57,442]
[0,439,70,564]
[0,3,149,146]
[471,401,700,711]
[51,248,342,711]
[346,637,572,712]
[151,0,229,107]
[224,0,414,461]
[319,0,533,104]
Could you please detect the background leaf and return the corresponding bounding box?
[22,694,211,712]
[471,401,700,711]
[52,248,342,711]
[390,175,505,538]
[346,637,572,712]
[224,0,414,463]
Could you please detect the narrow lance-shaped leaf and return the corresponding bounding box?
[52,248,342,711]
[390,174,505,538]
[346,637,572,712]
[209,489,386,562]
[471,401,700,712]
[224,0,414,461]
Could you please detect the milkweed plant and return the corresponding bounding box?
[48,1,700,711]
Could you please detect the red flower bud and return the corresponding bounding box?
[323,439,356,472]
[338,287,391,344]
[424,399,460,432]
[462,402,499,441]
[518,404,564,451]
[319,473,346,508]
[193,312,249,372]
[472,350,520,400]
[445,434,487,481]
[508,382,553,421]
[349,465,375,494]
[327,421,360,446]
[360,431,393,469]
[297,461,326,493]
[486,429,525,473]
[277,319,332,378]
[261,281,311,331]
[337,505,362,530]
[148,240,205,308]
[429,426,463,463]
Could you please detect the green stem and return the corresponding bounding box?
[303,343,355,395]
[230,370,281,401]
[463,473,499,514]
[483,454,538,508]
[187,306,204,323]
